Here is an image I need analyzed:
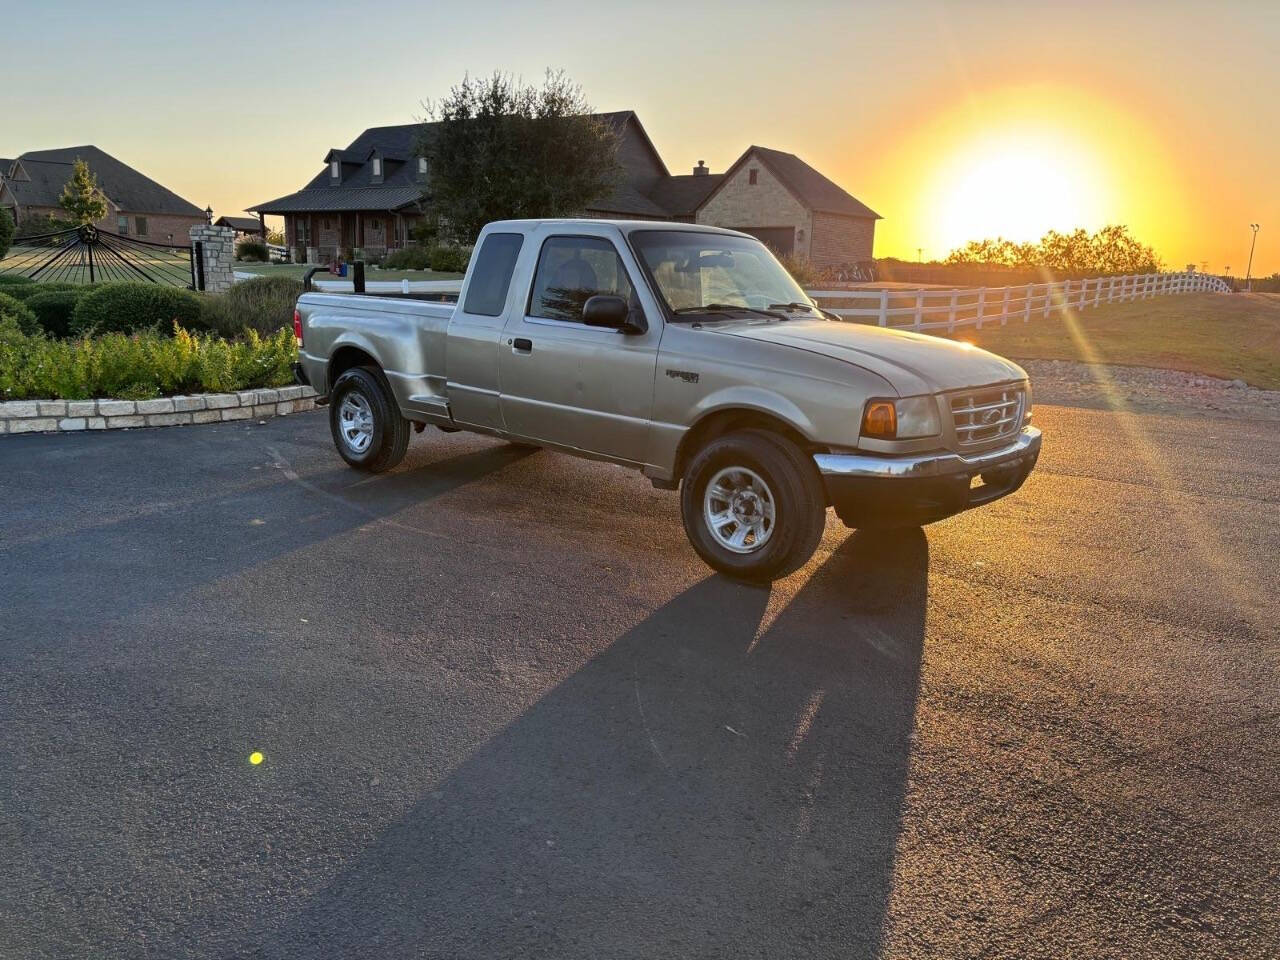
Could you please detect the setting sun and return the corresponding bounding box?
[928,132,1114,251]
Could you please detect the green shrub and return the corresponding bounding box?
[427,244,471,273]
[15,213,75,239]
[71,282,205,336]
[3,280,78,302]
[236,239,269,262]
[0,291,40,335]
[0,208,13,260]
[0,274,35,288]
[0,323,297,401]
[201,275,302,337]
[25,288,88,338]
[383,246,432,270]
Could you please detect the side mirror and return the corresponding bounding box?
[583,294,646,334]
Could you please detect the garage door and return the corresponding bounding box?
[741,227,795,256]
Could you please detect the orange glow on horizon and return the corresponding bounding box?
[856,85,1193,266]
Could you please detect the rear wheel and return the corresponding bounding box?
[328,366,410,472]
[680,429,826,582]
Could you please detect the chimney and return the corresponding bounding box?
[693,160,709,176]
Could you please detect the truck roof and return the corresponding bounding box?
[483,218,750,237]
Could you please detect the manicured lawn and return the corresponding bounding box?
[943,293,1280,389]
[232,262,463,283]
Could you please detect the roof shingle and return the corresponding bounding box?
[5,146,204,217]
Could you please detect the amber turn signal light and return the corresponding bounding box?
[862,400,897,438]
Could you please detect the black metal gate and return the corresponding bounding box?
[0,225,196,288]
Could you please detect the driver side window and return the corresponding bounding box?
[528,236,635,323]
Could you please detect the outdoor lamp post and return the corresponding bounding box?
[1245,223,1260,291]
[205,205,214,225]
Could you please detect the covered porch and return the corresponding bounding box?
[284,210,419,263]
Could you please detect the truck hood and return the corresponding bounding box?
[703,318,1026,395]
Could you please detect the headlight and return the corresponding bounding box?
[860,396,941,440]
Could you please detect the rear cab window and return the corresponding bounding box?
[462,232,524,316]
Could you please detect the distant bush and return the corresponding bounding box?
[0,274,35,289]
[427,244,470,273]
[71,282,205,336]
[383,246,432,270]
[14,213,75,239]
[776,252,819,287]
[25,288,88,338]
[0,323,297,401]
[0,291,40,335]
[201,276,302,337]
[236,239,269,262]
[3,280,78,302]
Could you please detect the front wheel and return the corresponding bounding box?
[680,429,827,582]
[328,366,410,472]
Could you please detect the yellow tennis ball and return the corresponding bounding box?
[249,751,264,766]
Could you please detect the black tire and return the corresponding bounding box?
[328,365,410,472]
[680,429,827,582]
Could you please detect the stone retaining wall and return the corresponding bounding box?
[0,386,319,435]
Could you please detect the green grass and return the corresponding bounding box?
[943,293,1280,390]
[231,261,463,283]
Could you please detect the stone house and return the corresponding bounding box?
[0,146,206,245]
[251,112,879,267]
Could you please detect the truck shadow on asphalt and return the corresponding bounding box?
[254,528,928,960]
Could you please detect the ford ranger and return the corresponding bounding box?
[293,220,1041,580]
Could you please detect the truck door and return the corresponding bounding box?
[443,231,526,431]
[498,233,661,463]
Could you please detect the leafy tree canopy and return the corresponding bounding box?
[59,158,109,226]
[946,225,1163,275]
[418,70,622,242]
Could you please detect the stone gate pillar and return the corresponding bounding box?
[188,224,236,293]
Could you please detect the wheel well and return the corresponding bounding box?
[327,346,380,393]
[675,409,819,480]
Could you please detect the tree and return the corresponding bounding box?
[418,71,622,241]
[945,225,1162,275]
[59,158,109,226]
[0,207,13,260]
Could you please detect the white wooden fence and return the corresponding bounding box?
[804,271,1232,332]
[237,268,1231,330]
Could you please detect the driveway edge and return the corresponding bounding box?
[0,386,320,435]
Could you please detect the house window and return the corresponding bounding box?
[117,215,128,234]
[372,158,382,177]
[418,157,428,177]
[330,160,340,179]
[748,169,758,186]
[135,216,148,236]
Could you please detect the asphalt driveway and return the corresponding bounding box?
[1,403,1277,959]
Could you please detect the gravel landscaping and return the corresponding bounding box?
[1021,358,1280,421]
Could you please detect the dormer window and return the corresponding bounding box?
[417,157,429,181]
[372,157,382,177]
[330,160,340,180]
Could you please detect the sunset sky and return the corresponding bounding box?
[5,0,1277,274]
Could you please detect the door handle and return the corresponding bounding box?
[512,337,533,353]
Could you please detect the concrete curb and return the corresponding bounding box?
[0,386,320,435]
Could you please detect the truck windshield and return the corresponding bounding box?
[630,230,816,319]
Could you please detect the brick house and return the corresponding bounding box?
[0,146,206,245]
[251,112,879,266]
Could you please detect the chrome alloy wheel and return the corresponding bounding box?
[338,392,375,454]
[703,466,776,554]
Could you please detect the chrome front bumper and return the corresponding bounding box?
[813,427,1042,528]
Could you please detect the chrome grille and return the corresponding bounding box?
[949,385,1024,447]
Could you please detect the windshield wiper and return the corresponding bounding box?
[672,303,789,321]
[770,301,840,322]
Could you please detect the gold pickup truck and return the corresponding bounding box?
[294,220,1041,581]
